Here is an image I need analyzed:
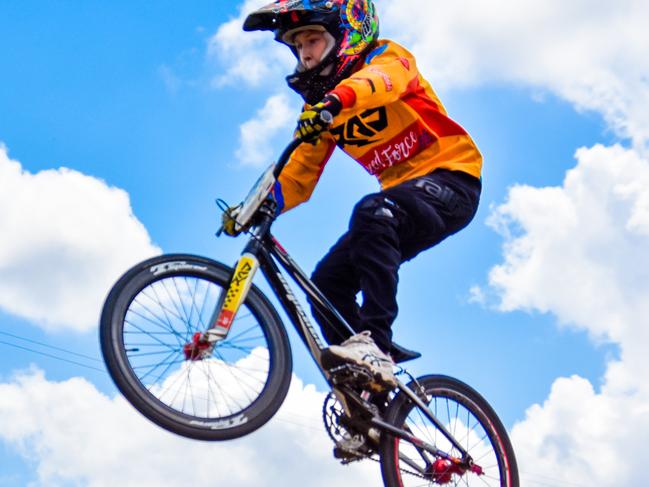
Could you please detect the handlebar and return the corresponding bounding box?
[273,109,333,179]
[273,137,304,179]
[218,110,334,237]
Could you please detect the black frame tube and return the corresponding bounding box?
[224,136,471,460]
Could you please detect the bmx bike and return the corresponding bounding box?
[100,128,519,486]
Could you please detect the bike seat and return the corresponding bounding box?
[390,342,422,364]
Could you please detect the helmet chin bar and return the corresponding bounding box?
[319,63,334,77]
[287,45,342,104]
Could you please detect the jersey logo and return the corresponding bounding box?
[330,107,388,148]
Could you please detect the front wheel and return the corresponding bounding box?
[100,254,292,441]
[379,375,518,486]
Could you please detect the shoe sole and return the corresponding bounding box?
[322,349,397,390]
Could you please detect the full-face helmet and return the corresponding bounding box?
[243,0,379,104]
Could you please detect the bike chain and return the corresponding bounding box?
[325,370,431,481]
[340,451,428,481]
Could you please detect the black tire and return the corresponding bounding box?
[100,254,292,441]
[379,375,518,487]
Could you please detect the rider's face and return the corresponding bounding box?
[294,30,328,70]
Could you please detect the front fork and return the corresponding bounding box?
[183,252,260,360]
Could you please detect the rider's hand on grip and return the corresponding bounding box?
[295,94,341,143]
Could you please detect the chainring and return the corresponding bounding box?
[322,392,354,444]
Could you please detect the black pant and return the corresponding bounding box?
[310,169,481,353]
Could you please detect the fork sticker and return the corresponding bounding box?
[214,254,259,331]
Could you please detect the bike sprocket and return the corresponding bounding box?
[323,392,353,445]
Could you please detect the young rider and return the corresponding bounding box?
[241,0,482,389]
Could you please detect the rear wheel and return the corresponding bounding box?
[379,375,518,486]
[100,254,292,440]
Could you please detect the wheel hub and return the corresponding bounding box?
[428,458,470,484]
[183,332,213,361]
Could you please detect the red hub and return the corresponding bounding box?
[183,332,212,361]
[429,458,467,484]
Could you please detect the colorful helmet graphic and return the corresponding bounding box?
[243,0,380,104]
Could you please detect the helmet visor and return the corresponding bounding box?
[243,0,338,32]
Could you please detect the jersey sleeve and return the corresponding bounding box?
[331,42,418,109]
[273,135,336,213]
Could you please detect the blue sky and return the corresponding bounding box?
[1,1,648,486]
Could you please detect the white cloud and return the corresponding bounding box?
[0,144,160,332]
[0,368,380,487]
[512,374,649,486]
[487,144,649,345]
[483,144,649,485]
[236,92,298,167]
[379,0,649,145]
[208,4,649,484]
[208,0,294,88]
[211,0,649,145]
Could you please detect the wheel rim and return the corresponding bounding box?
[119,274,273,421]
[393,389,507,486]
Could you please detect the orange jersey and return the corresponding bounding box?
[274,39,482,213]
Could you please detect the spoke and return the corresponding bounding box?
[133,356,185,375]
[179,365,191,414]
[196,278,214,328]
[127,350,180,358]
[156,363,190,402]
[134,350,180,384]
[126,305,184,349]
[397,448,427,475]
[143,284,188,349]
[446,397,452,441]
[183,277,199,332]
[128,302,178,336]
[199,362,218,418]
[156,279,190,340]
[115,271,280,427]
[124,330,179,335]
[125,319,180,351]
[170,277,192,328]
[141,286,184,324]
[190,277,212,331]
[212,349,263,404]
[393,387,507,487]
[186,363,197,417]
[226,323,261,342]
[465,405,470,453]
[217,342,268,355]
[403,423,434,467]
[226,335,265,344]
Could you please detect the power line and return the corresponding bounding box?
[0,340,106,373]
[0,339,592,486]
[0,330,103,362]
[520,471,590,487]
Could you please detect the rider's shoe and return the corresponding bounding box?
[323,331,398,389]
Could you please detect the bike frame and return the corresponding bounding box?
[208,138,472,465]
[211,206,355,379]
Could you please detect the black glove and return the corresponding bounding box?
[295,94,342,142]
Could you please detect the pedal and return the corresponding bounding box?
[328,364,374,386]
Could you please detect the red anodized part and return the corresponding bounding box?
[430,458,468,484]
[183,332,212,361]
